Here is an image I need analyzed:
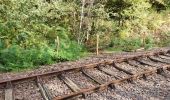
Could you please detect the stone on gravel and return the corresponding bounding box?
[14,80,43,100]
[84,68,116,83]
[64,71,96,89]
[42,75,72,98]
[0,85,4,100]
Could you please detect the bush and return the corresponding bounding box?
[0,45,55,71]
[58,40,85,60]
[157,32,170,47]
[109,37,155,51]
[0,39,85,72]
[144,36,155,49]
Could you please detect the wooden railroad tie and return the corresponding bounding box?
[137,59,160,68]
[159,55,170,60]
[5,81,13,100]
[149,56,170,64]
[112,62,134,75]
[81,69,103,85]
[58,74,86,99]
[36,76,52,100]
[126,60,141,68]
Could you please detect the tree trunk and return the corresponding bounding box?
[78,0,85,44]
[86,0,95,41]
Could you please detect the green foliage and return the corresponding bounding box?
[156,32,170,46]
[0,45,54,71]
[0,42,84,72]
[110,37,142,51]
[105,0,167,38]
[0,0,86,72]
[58,40,84,60]
[0,0,170,72]
[109,36,155,51]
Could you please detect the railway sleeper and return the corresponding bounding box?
[36,77,52,100]
[82,66,120,90]
[5,81,13,100]
[112,62,134,75]
[81,69,103,85]
[58,74,87,99]
[53,64,170,100]
[97,67,123,89]
[149,56,170,64]
[53,71,150,100]
[0,50,170,100]
[159,55,170,60]
[97,67,123,80]
[137,59,160,68]
[126,60,141,68]
[81,69,116,90]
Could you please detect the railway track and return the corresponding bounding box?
[0,50,170,100]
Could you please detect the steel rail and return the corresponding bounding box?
[53,64,170,100]
[0,51,167,85]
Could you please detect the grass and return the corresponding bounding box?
[0,42,87,72]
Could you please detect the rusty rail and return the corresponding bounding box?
[0,50,166,84]
[53,64,170,100]
[0,49,169,100]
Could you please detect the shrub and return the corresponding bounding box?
[0,45,55,71]
[109,37,155,51]
[0,39,85,72]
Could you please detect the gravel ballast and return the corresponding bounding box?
[41,75,72,98]
[0,48,169,100]
[84,68,116,83]
[64,71,96,89]
[78,70,170,100]
[101,65,129,78]
[13,80,43,100]
[0,47,169,83]
[0,85,4,100]
[116,62,143,74]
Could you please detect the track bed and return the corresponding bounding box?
[0,49,170,100]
